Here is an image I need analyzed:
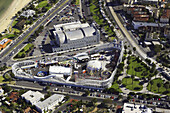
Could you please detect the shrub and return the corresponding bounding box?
[134,87,141,90]
[134,67,142,72]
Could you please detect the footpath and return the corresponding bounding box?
[118,54,167,97]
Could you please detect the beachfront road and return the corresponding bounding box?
[0,0,71,65]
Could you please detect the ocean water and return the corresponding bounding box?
[0,0,13,18]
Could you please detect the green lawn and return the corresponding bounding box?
[36,0,48,8]
[90,2,103,25]
[127,56,152,78]
[46,6,52,10]
[15,43,34,58]
[76,0,79,5]
[0,76,15,84]
[122,77,143,91]
[90,0,115,41]
[110,82,122,92]
[109,37,116,41]
[12,19,18,27]
[13,28,20,33]
[0,34,16,40]
[147,78,170,96]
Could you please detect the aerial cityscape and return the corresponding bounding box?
[0,0,169,113]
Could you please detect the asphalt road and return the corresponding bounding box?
[5,81,169,112]
[0,0,71,66]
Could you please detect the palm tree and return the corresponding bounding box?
[164,82,169,91]
[157,83,161,92]
[150,80,154,91]
[133,47,136,54]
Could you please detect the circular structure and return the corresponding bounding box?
[37,71,47,77]
[87,60,102,74]
[87,60,102,70]
[101,70,111,78]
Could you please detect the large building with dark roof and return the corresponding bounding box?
[52,21,100,52]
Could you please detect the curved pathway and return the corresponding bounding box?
[117,54,167,97]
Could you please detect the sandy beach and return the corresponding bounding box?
[0,0,32,33]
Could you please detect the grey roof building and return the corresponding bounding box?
[35,94,64,113]
[21,9,35,18]
[52,21,100,52]
[21,90,44,105]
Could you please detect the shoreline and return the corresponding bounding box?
[0,0,32,33]
[0,0,13,19]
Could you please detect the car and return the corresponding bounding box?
[110,96,114,99]
[61,89,64,92]
[161,98,166,101]
[135,100,140,103]
[55,88,58,91]
[152,102,156,105]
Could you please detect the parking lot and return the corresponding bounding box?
[30,4,81,56]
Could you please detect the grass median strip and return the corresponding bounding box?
[4,0,69,57]
[14,43,34,58]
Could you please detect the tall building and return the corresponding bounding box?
[52,21,100,52]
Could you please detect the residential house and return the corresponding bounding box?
[21,10,35,18]
[164,25,170,38]
[0,38,12,51]
[160,9,170,23]
[24,107,39,113]
[35,94,64,113]
[21,90,44,105]
[9,92,19,102]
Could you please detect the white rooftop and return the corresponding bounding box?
[144,41,152,45]
[152,41,161,45]
[54,21,89,31]
[77,55,90,61]
[0,87,4,96]
[82,27,95,37]
[49,66,71,75]
[21,9,35,18]
[35,94,64,110]
[74,52,88,57]
[65,30,84,40]
[87,60,102,69]
[0,38,9,45]
[123,103,152,113]
[21,90,44,105]
[54,31,66,44]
